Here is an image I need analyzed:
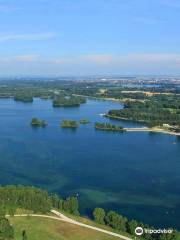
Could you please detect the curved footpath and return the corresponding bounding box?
[6,210,133,240]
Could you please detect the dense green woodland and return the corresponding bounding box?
[0,186,79,215]
[53,96,86,107]
[0,185,79,239]
[107,96,180,128]
[95,122,125,132]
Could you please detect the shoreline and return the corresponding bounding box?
[125,127,180,136]
[73,95,180,137]
[105,115,180,136]
[72,94,125,103]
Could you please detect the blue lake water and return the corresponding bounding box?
[0,98,179,229]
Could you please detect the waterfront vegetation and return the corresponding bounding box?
[53,96,86,107]
[95,122,125,132]
[107,99,180,129]
[14,93,33,103]
[0,185,79,216]
[31,118,48,127]
[61,120,79,128]
[0,185,178,240]
[92,208,179,240]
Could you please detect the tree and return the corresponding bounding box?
[0,217,14,240]
[159,231,180,240]
[8,206,16,217]
[105,211,127,232]
[127,219,139,235]
[63,197,79,215]
[93,208,106,224]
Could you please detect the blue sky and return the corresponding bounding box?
[0,0,180,75]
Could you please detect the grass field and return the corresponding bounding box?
[9,216,121,240]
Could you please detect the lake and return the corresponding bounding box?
[0,98,179,229]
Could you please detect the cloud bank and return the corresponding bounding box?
[0,53,180,75]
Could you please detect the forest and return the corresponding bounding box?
[107,96,180,128]
[95,122,125,132]
[53,96,86,107]
[0,185,79,240]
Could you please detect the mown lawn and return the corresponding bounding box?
[9,216,120,240]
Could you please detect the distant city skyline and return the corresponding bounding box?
[0,0,180,75]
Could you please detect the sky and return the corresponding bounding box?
[0,0,180,76]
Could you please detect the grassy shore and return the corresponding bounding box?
[9,216,120,240]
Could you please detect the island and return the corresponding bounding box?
[61,120,79,129]
[31,118,48,127]
[95,122,125,132]
[79,119,90,124]
[53,96,86,107]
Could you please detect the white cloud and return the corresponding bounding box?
[1,53,180,75]
[0,33,56,42]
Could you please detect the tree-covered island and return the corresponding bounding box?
[53,96,86,107]
[95,122,125,132]
[31,118,48,127]
[61,120,79,129]
[79,119,90,124]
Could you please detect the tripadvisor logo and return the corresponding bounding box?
[135,227,173,236]
[135,227,143,236]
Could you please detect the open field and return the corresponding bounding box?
[9,216,121,240]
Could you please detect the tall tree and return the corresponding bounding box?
[105,211,127,232]
[93,208,106,224]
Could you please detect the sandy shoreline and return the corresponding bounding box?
[125,127,180,136]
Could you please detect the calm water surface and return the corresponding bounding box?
[0,98,179,228]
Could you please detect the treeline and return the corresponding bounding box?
[92,208,179,240]
[107,99,180,127]
[95,122,125,132]
[53,96,86,107]
[0,185,79,215]
[14,93,33,102]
